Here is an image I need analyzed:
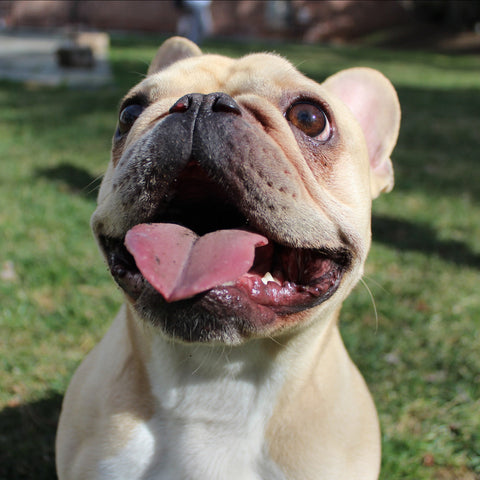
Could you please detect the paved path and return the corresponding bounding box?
[0,30,112,87]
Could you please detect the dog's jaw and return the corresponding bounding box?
[95,182,351,344]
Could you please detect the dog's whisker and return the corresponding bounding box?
[360,277,379,334]
[362,274,392,296]
[190,344,215,376]
[128,69,148,80]
[293,59,307,70]
[81,174,104,197]
[265,334,285,348]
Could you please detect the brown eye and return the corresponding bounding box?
[118,104,145,135]
[287,102,330,140]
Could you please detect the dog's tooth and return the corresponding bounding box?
[261,272,276,285]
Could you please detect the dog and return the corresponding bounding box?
[56,37,400,480]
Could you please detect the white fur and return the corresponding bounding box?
[145,337,285,479]
[97,422,155,479]
[94,332,287,479]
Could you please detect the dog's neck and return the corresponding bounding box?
[125,304,337,479]
[147,331,280,427]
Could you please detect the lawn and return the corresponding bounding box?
[1,34,479,479]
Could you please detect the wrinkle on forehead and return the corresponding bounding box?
[132,54,233,100]
[226,53,301,97]
[130,53,303,103]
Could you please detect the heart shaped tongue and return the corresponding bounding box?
[124,223,268,302]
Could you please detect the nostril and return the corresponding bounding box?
[212,94,241,115]
[170,95,190,113]
[170,93,241,115]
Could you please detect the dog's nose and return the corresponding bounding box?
[211,93,241,115]
[169,93,241,116]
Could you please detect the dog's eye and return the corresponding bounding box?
[118,104,145,134]
[287,102,330,140]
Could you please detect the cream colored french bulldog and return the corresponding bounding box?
[56,37,400,480]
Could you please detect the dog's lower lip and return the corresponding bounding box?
[237,242,347,312]
[224,253,344,313]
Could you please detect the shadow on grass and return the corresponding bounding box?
[35,163,101,200]
[372,214,480,268]
[0,392,62,480]
[393,86,480,202]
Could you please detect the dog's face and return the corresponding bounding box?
[91,38,400,344]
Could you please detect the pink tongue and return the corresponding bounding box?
[124,223,268,302]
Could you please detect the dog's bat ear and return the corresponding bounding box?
[147,36,202,75]
[323,68,401,199]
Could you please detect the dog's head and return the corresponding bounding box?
[91,37,400,344]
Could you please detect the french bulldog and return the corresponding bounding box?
[56,37,400,480]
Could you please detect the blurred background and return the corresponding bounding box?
[2,0,480,48]
[1,1,479,480]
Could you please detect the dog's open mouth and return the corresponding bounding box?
[99,163,350,315]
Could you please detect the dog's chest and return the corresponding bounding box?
[99,393,285,480]
[98,344,287,480]
[116,416,284,480]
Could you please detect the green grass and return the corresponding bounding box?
[1,34,479,479]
